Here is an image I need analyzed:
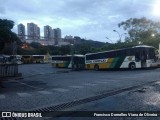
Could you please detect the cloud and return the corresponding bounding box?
[0,0,159,42]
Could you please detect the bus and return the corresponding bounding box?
[32,55,46,63]
[0,55,23,64]
[21,55,49,64]
[10,55,23,64]
[51,55,85,70]
[0,55,11,64]
[21,55,33,64]
[85,45,157,70]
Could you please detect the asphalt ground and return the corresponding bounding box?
[0,64,160,120]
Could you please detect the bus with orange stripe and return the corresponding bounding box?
[85,45,157,70]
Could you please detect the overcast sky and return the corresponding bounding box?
[0,0,160,43]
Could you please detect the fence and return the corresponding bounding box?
[0,64,18,78]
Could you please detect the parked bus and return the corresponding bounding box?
[32,55,46,63]
[21,55,33,64]
[10,55,23,64]
[52,55,85,70]
[0,55,11,64]
[0,55,23,64]
[21,55,49,64]
[85,45,157,70]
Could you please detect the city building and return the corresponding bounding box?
[44,25,52,40]
[17,24,25,40]
[36,26,40,39]
[64,35,73,39]
[51,29,55,39]
[18,22,65,46]
[27,23,40,39]
[53,28,62,45]
[56,28,62,39]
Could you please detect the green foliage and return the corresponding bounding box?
[0,19,15,43]
[0,39,4,51]
[74,44,92,55]
[118,17,160,49]
[0,19,21,54]
[30,42,42,49]
[59,45,71,55]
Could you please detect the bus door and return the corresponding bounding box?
[140,50,147,67]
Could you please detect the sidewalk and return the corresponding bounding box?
[49,81,160,120]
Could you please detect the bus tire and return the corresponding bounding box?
[129,62,136,70]
[94,64,99,71]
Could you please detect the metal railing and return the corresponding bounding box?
[0,64,18,78]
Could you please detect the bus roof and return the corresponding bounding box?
[85,45,154,55]
[32,55,45,56]
[52,54,84,57]
[132,45,155,48]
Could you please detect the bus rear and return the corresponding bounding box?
[32,55,45,63]
[21,55,33,64]
[51,56,71,68]
[51,55,85,70]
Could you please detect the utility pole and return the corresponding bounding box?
[71,39,75,70]
[12,41,17,64]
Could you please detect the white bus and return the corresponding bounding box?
[0,55,23,64]
[14,55,23,64]
[32,55,46,63]
[51,55,85,70]
[85,45,157,70]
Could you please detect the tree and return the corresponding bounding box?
[0,38,5,51]
[0,19,21,54]
[30,42,42,49]
[118,17,160,48]
[59,45,71,55]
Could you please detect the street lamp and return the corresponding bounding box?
[113,30,127,41]
[70,39,75,70]
[151,33,155,37]
[106,36,113,43]
[113,30,121,41]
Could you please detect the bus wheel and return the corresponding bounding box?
[129,62,136,70]
[94,65,99,71]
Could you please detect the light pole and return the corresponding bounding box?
[113,30,121,41]
[151,34,155,37]
[106,36,113,43]
[71,39,75,70]
[12,41,17,64]
[113,30,127,42]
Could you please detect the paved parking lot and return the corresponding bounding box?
[0,64,160,113]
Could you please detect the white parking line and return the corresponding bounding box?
[69,85,83,89]
[38,91,52,95]
[17,93,31,97]
[0,95,5,99]
[11,80,43,90]
[84,83,97,86]
[52,88,69,92]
